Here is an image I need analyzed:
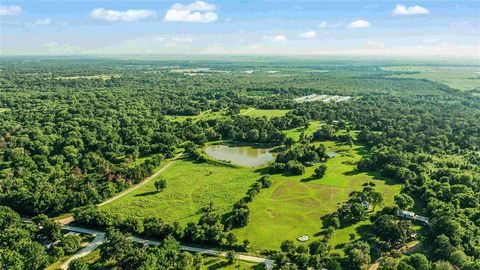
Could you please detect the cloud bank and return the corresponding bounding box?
[0,5,21,16]
[393,4,430,16]
[35,19,51,25]
[348,19,371,28]
[263,35,287,42]
[299,31,317,39]
[164,1,218,23]
[91,8,156,22]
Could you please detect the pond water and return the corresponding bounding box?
[204,145,274,167]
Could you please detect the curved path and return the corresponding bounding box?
[60,230,105,270]
[57,153,183,225]
[61,224,273,269]
[98,153,183,207]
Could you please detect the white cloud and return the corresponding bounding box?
[164,1,218,23]
[0,5,21,15]
[347,19,371,29]
[393,4,429,16]
[171,36,194,43]
[42,42,84,54]
[90,8,156,22]
[318,21,328,29]
[423,38,439,43]
[366,40,385,48]
[299,31,317,39]
[263,35,287,42]
[35,19,51,25]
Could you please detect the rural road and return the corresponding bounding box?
[51,152,273,269]
[61,224,274,269]
[60,228,105,270]
[98,152,183,207]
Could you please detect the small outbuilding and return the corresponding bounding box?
[297,235,310,242]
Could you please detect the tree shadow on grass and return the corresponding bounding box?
[254,167,271,175]
[134,191,159,197]
[300,176,318,182]
[343,167,399,186]
[356,224,375,242]
[207,261,230,270]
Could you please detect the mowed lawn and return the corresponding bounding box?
[101,158,260,225]
[239,108,290,118]
[233,141,401,251]
[282,121,322,141]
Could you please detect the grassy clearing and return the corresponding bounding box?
[282,121,322,141]
[233,141,401,252]
[0,108,9,113]
[166,110,225,122]
[381,66,480,91]
[239,108,290,118]
[101,158,259,225]
[203,256,265,270]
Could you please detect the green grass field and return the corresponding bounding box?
[101,158,259,225]
[282,121,322,141]
[239,108,290,118]
[103,135,399,253]
[0,108,9,113]
[233,141,401,251]
[381,66,480,91]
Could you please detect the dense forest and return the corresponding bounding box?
[0,58,479,270]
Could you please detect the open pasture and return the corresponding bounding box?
[233,141,401,251]
[283,121,322,141]
[101,158,259,225]
[239,108,290,118]
[382,65,480,91]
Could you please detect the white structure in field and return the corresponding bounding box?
[297,235,310,242]
[397,210,429,224]
[294,94,352,103]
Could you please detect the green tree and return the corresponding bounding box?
[155,179,167,191]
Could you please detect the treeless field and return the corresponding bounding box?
[239,108,290,118]
[382,66,480,91]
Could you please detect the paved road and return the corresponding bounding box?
[61,225,274,269]
[98,153,183,207]
[60,229,105,270]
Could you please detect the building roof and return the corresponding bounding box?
[297,235,310,242]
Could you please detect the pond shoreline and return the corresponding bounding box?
[204,143,276,168]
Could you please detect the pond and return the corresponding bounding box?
[204,145,274,167]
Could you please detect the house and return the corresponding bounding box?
[397,210,415,219]
[397,210,429,225]
[414,215,430,224]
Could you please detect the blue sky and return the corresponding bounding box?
[1,0,478,57]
